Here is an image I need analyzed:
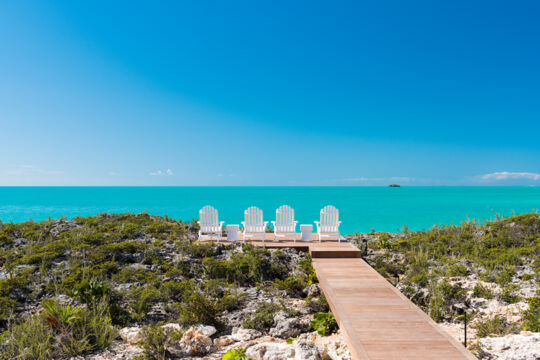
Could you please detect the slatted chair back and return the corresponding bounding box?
[320,205,339,233]
[199,205,220,233]
[244,206,265,233]
[275,205,295,233]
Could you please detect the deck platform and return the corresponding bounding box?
[203,235,475,360]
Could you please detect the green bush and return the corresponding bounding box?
[473,284,493,299]
[72,280,110,305]
[306,293,330,313]
[377,233,392,249]
[0,313,53,360]
[521,297,539,332]
[1,299,116,359]
[223,348,251,360]
[242,302,281,331]
[178,280,238,329]
[474,315,517,337]
[500,284,521,304]
[274,276,307,298]
[310,312,337,336]
[128,286,164,322]
[0,296,17,327]
[138,325,168,360]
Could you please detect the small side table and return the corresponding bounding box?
[226,224,240,242]
[300,224,313,242]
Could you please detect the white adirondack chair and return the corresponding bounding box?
[197,205,224,242]
[314,205,342,242]
[271,205,298,242]
[242,206,268,243]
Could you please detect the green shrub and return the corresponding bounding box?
[0,296,17,327]
[242,302,281,331]
[223,348,251,360]
[377,233,392,249]
[310,312,337,336]
[474,315,517,337]
[72,280,110,305]
[274,276,307,298]
[445,263,468,277]
[138,325,168,360]
[0,313,53,360]
[473,284,493,299]
[178,280,237,329]
[521,297,539,332]
[428,281,466,322]
[1,299,116,359]
[306,293,330,313]
[500,284,520,304]
[128,286,164,322]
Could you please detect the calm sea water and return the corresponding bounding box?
[0,187,538,234]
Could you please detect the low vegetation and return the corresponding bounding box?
[354,212,539,342]
[310,312,338,336]
[0,213,328,358]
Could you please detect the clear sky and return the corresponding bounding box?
[1,1,539,186]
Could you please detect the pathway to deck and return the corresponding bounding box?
[212,236,475,360]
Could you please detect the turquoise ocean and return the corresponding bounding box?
[0,187,538,234]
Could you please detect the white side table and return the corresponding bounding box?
[300,224,313,242]
[226,224,240,242]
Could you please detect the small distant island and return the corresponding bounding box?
[388,184,401,187]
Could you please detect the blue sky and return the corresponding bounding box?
[1,0,539,186]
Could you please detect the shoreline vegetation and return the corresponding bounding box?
[0,212,538,359]
[350,212,539,359]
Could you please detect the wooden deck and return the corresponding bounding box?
[206,236,475,359]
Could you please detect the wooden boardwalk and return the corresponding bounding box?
[313,257,475,360]
[208,236,475,359]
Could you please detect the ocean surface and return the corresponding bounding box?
[0,187,538,234]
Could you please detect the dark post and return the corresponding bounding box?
[464,310,467,347]
[456,307,467,347]
[362,238,368,257]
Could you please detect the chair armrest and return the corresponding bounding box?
[241,221,245,226]
[271,221,276,225]
[263,221,268,228]
[314,221,320,231]
[219,221,225,228]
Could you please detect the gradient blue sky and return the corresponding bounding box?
[1,1,539,186]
